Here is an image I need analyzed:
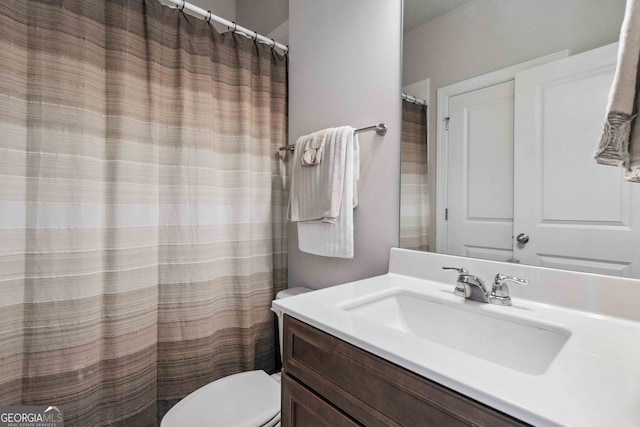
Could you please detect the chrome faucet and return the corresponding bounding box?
[490,273,529,306]
[443,268,529,306]
[442,267,489,303]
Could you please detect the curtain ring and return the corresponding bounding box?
[271,38,277,48]
[253,31,258,41]
[179,0,185,11]
[231,21,237,32]
[205,11,212,23]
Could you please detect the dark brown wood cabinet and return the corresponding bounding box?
[282,373,361,427]
[281,315,529,427]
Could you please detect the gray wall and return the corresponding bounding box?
[402,0,626,249]
[237,0,289,35]
[188,0,235,19]
[288,0,403,289]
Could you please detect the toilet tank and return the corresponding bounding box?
[273,287,312,360]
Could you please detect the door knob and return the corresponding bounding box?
[516,233,530,244]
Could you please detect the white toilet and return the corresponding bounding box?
[160,287,312,427]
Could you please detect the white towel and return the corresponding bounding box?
[296,128,359,258]
[595,0,640,182]
[289,127,351,224]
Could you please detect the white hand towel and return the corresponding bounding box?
[297,128,359,259]
[288,127,350,224]
[595,0,640,182]
[301,129,327,166]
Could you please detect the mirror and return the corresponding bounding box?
[399,0,640,278]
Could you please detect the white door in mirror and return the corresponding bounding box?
[446,81,515,262]
[514,42,640,278]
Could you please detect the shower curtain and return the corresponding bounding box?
[0,0,288,425]
[400,100,430,251]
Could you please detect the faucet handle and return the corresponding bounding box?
[442,267,469,298]
[494,273,528,287]
[442,267,469,274]
[490,274,528,306]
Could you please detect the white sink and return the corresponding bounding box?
[341,290,571,375]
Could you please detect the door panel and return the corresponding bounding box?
[514,43,640,278]
[446,82,515,261]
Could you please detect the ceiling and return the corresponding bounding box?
[403,0,474,32]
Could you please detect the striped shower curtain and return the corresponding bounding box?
[400,100,430,251]
[0,0,288,425]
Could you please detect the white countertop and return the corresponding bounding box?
[273,271,640,426]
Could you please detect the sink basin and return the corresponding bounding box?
[341,290,571,375]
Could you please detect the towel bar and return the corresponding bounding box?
[278,123,387,152]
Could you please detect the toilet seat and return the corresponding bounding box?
[161,370,281,427]
[162,288,313,427]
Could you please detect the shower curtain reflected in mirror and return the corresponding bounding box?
[399,100,430,251]
[0,0,288,424]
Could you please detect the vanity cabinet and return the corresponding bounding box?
[281,315,528,427]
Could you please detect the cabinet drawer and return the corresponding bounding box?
[283,315,528,427]
[282,373,361,427]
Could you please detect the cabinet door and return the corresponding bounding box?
[281,373,361,427]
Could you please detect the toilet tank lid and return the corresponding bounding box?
[276,287,312,299]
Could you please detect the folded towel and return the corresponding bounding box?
[301,129,327,166]
[353,134,360,209]
[297,128,359,258]
[289,127,352,224]
[595,0,640,182]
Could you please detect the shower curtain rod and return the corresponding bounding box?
[278,123,388,152]
[403,92,427,106]
[164,0,289,53]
